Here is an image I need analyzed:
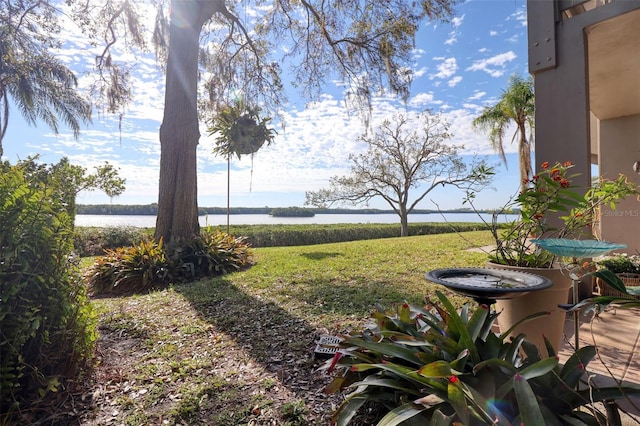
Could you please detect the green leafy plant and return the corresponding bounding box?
[74,225,147,256]
[0,161,96,422]
[570,269,640,311]
[86,238,171,294]
[208,100,276,159]
[324,291,640,425]
[595,253,640,274]
[465,161,638,267]
[172,230,254,279]
[86,230,253,295]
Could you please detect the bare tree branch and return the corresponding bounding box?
[306,111,493,236]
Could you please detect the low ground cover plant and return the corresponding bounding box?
[85,230,253,295]
[324,292,640,425]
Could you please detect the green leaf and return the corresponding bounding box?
[435,292,479,362]
[350,376,423,396]
[428,409,456,426]
[466,303,490,342]
[447,379,469,424]
[518,356,558,380]
[417,360,453,378]
[377,403,427,426]
[334,395,368,426]
[559,345,595,388]
[343,336,425,366]
[399,302,412,324]
[350,362,445,391]
[593,269,628,294]
[514,374,545,425]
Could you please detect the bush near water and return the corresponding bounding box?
[74,222,490,256]
[0,163,96,422]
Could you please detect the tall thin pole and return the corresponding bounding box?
[227,154,230,234]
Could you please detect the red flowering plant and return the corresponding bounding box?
[471,161,637,267]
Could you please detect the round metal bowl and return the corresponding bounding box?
[425,267,553,301]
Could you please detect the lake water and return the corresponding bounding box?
[75,213,516,228]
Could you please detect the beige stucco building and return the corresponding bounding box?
[527,0,640,252]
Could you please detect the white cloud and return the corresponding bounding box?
[412,47,426,59]
[413,66,428,78]
[511,7,528,27]
[466,51,517,77]
[430,57,458,79]
[409,92,436,107]
[489,30,498,36]
[506,35,519,44]
[451,15,465,28]
[444,32,458,45]
[467,90,486,101]
[447,76,462,87]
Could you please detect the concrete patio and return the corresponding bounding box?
[557,306,640,424]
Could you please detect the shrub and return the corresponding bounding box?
[173,230,254,279]
[324,292,640,425]
[595,252,640,274]
[209,223,490,248]
[85,238,171,295]
[86,230,253,295]
[0,163,96,422]
[74,225,148,256]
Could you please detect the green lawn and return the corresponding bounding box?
[84,231,493,425]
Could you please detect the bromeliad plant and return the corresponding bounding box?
[466,161,638,267]
[324,291,640,425]
[85,230,253,295]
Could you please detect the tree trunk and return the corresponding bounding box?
[155,1,221,244]
[399,204,409,237]
[518,121,532,193]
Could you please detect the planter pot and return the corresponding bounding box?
[488,262,573,354]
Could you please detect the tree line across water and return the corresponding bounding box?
[76,204,508,216]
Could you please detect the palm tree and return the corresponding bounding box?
[0,29,91,157]
[473,75,534,192]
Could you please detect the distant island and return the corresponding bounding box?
[269,207,315,217]
[77,203,517,216]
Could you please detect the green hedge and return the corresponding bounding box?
[205,222,490,248]
[0,163,96,422]
[74,222,491,255]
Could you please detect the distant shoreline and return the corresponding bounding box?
[77,204,513,216]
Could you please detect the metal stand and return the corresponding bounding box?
[571,275,580,350]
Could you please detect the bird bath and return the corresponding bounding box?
[425,267,552,305]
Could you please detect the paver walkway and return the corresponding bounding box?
[557,307,640,424]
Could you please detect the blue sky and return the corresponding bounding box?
[2,0,530,210]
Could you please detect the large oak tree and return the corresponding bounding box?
[17,0,460,244]
[81,0,460,244]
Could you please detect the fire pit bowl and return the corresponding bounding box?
[425,267,553,304]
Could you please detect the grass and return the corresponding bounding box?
[81,230,493,425]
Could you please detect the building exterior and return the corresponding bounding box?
[527,0,640,251]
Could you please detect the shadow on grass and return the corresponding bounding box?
[299,252,344,261]
[173,277,339,424]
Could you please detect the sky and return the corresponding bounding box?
[2,0,531,211]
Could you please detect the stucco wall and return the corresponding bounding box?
[598,114,640,251]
